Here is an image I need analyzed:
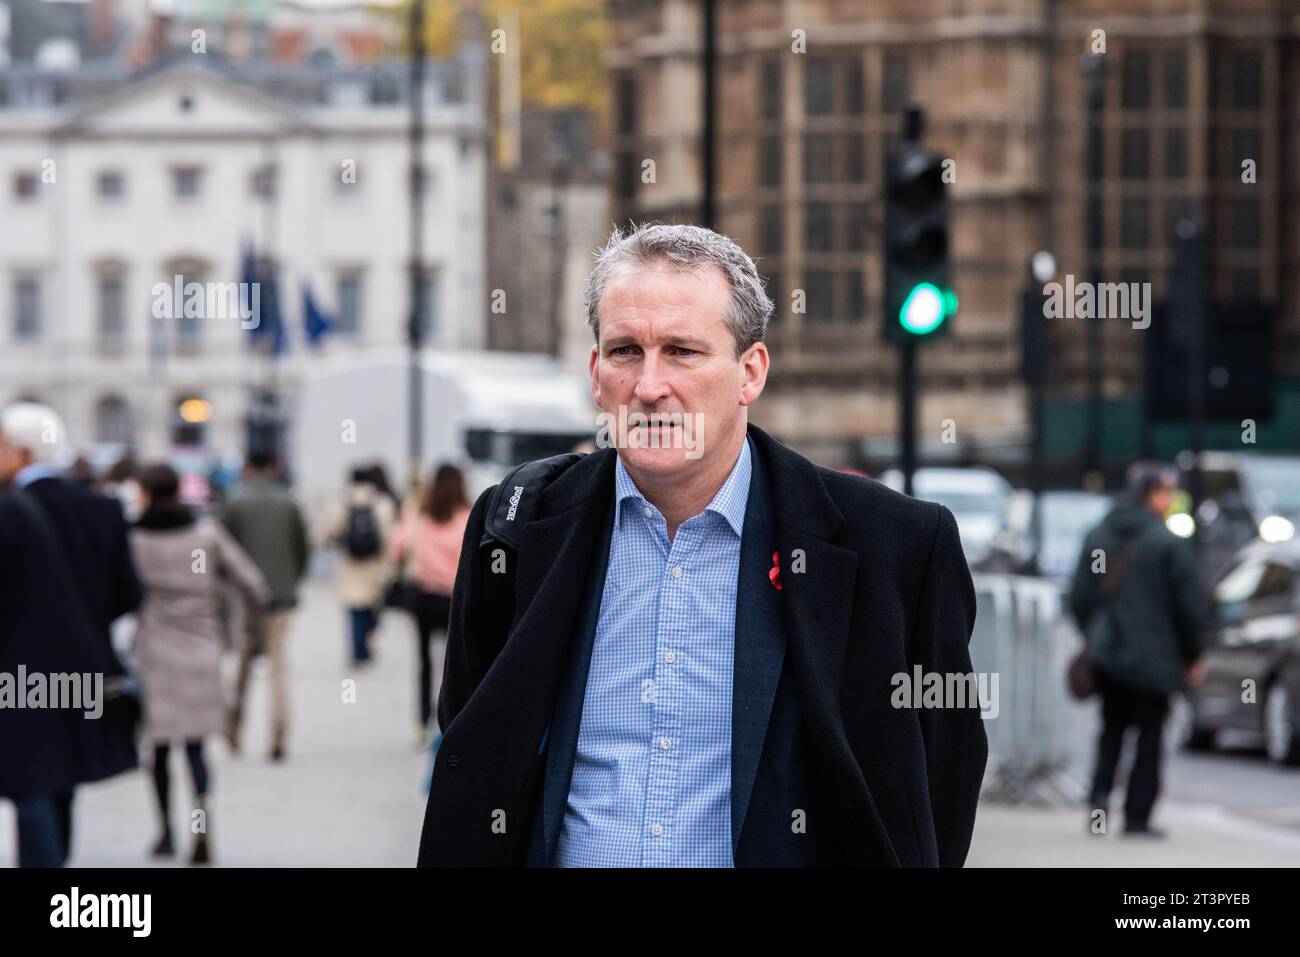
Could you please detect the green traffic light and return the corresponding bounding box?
[898,282,955,335]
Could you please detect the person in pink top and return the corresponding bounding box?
[390,464,471,741]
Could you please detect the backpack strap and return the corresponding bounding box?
[480,453,585,550]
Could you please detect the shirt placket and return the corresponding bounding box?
[641,507,693,867]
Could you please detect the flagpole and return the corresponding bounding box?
[407,0,426,494]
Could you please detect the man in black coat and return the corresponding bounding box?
[1,403,142,865]
[417,224,987,867]
[1070,463,1208,836]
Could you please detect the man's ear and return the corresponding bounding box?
[588,343,602,407]
[739,342,769,408]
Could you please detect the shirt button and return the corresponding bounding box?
[672,566,683,579]
[644,506,652,518]
[659,736,671,750]
[650,823,664,837]
[664,651,676,664]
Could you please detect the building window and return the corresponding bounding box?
[616,151,639,200]
[1231,128,1261,176]
[842,133,864,183]
[1228,199,1260,249]
[615,75,637,134]
[882,53,909,112]
[97,170,125,201]
[758,135,782,188]
[758,205,783,254]
[172,166,203,200]
[1121,129,1149,179]
[14,277,41,340]
[1164,128,1187,179]
[804,203,833,252]
[804,57,835,116]
[802,134,834,183]
[1230,269,1259,299]
[250,164,277,201]
[1164,50,1187,109]
[1121,51,1150,110]
[1086,195,1104,251]
[1120,198,1149,249]
[1231,50,1261,109]
[336,272,363,336]
[845,57,865,114]
[843,205,865,251]
[13,172,38,202]
[336,161,361,195]
[804,270,834,321]
[759,60,782,122]
[842,270,866,321]
[95,396,132,446]
[98,272,125,347]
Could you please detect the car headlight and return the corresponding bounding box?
[1259,515,1296,544]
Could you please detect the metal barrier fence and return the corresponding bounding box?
[970,574,1093,804]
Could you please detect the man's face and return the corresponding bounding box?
[588,261,768,482]
[1148,479,1176,517]
[0,430,31,485]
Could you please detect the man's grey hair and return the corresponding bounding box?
[583,223,774,359]
[1,402,66,464]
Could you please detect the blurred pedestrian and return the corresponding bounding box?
[0,402,142,864]
[129,464,271,864]
[220,450,311,762]
[390,463,471,745]
[1070,462,1210,838]
[328,465,395,666]
[100,456,143,524]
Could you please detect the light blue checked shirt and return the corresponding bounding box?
[555,437,753,867]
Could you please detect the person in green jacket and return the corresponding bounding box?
[220,450,311,762]
[1069,462,1208,837]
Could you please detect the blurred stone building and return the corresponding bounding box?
[604,0,1300,468]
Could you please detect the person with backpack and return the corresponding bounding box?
[1069,462,1209,838]
[328,465,396,666]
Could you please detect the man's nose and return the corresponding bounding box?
[633,350,672,405]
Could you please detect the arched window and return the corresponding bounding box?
[95,396,133,446]
[163,256,210,355]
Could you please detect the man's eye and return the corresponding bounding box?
[671,347,696,356]
[610,345,635,356]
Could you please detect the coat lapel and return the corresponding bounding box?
[748,424,900,866]
[730,437,786,853]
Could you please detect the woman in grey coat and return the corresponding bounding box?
[129,464,270,864]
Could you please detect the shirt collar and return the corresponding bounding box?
[13,462,62,489]
[614,434,752,537]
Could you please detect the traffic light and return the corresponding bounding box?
[883,142,955,343]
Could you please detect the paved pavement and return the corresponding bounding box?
[4,573,1299,867]
[1,576,431,868]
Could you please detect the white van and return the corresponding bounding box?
[291,347,595,518]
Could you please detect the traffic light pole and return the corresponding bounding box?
[899,338,917,497]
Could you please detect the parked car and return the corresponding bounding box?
[1182,537,1300,766]
[879,466,1015,570]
